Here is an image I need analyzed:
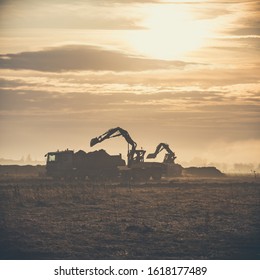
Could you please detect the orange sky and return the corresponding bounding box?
[0,0,259,170]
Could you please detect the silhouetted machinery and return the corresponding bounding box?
[90,127,164,180]
[90,127,144,167]
[45,149,125,180]
[45,128,181,181]
[147,143,183,177]
[147,143,177,163]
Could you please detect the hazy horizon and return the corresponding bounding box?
[0,0,259,168]
[0,153,259,175]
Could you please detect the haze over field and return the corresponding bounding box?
[0,0,259,169]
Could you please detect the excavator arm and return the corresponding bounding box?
[90,127,137,151]
[147,143,176,163]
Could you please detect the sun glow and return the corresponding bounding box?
[126,5,213,60]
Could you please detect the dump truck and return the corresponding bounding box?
[45,149,125,180]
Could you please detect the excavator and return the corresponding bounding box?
[90,127,146,167]
[90,127,164,181]
[147,143,177,163]
[147,143,183,177]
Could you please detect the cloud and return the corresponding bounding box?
[85,0,161,4]
[221,1,260,38]
[0,45,189,72]
[1,67,259,161]
[1,75,259,126]
[0,0,146,30]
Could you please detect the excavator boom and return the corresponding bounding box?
[90,127,137,150]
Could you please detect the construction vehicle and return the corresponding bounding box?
[90,127,165,181]
[45,149,125,180]
[91,127,144,167]
[147,143,183,177]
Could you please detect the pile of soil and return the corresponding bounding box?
[183,166,224,177]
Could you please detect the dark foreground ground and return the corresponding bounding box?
[0,175,259,260]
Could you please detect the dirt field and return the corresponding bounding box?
[0,175,259,260]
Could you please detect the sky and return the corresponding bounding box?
[0,0,259,170]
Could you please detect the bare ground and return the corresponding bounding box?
[0,176,259,260]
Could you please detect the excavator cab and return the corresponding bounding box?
[164,153,176,164]
[128,149,146,166]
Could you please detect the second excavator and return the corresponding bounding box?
[147,143,183,177]
[147,143,177,163]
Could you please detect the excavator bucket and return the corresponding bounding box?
[146,153,156,159]
[90,137,99,147]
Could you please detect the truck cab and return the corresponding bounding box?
[45,150,74,179]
